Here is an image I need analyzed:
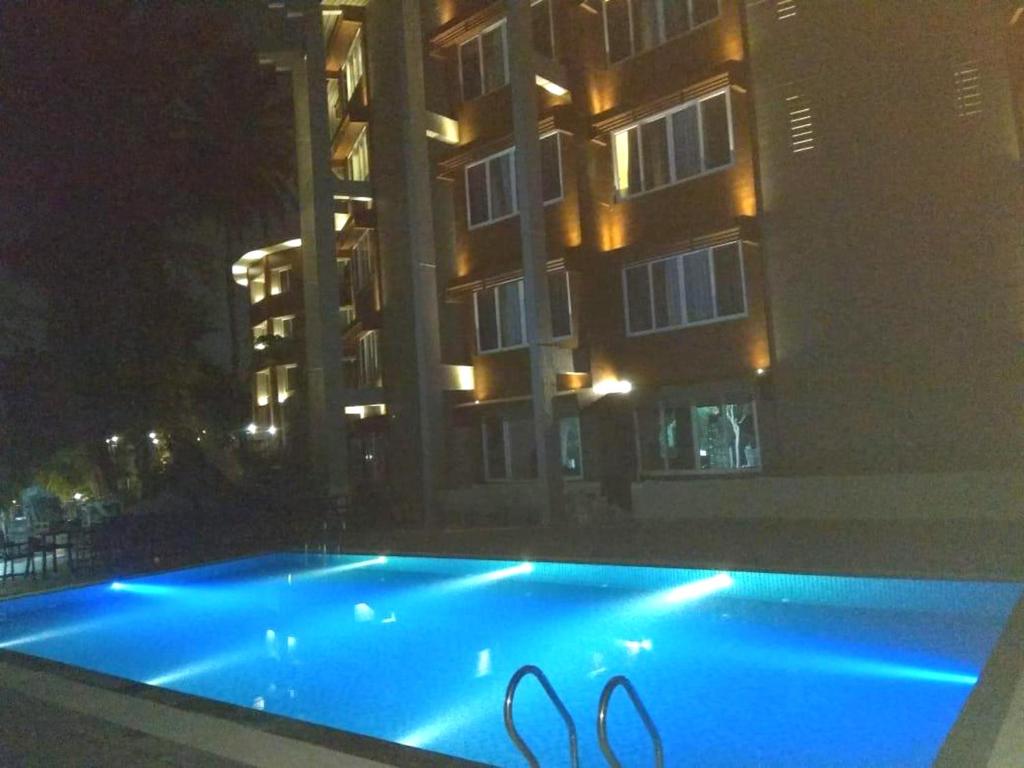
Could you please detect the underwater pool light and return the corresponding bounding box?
[658,572,734,605]
[440,562,534,592]
[301,555,388,580]
[109,581,178,596]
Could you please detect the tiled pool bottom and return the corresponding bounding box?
[0,554,1019,767]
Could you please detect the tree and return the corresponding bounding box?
[0,0,292,498]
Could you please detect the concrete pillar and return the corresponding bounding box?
[291,8,348,497]
[365,0,444,526]
[506,0,564,525]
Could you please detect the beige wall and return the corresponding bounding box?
[747,0,1024,475]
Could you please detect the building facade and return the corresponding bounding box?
[236,0,1024,525]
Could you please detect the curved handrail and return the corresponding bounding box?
[503,664,579,768]
[597,675,664,768]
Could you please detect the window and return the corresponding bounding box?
[252,321,268,348]
[269,266,291,296]
[327,77,342,137]
[249,270,266,304]
[465,134,563,228]
[357,330,381,388]
[352,231,376,292]
[475,280,524,353]
[482,415,536,480]
[636,396,759,473]
[560,415,583,477]
[276,364,297,403]
[474,272,573,353]
[255,369,271,408]
[612,90,732,198]
[466,148,516,228]
[549,271,573,339]
[539,132,563,203]
[271,315,294,339]
[348,127,370,181]
[623,242,745,335]
[603,0,720,63]
[341,29,365,107]
[532,0,555,59]
[459,20,508,101]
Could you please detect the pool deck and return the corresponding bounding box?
[344,517,1024,581]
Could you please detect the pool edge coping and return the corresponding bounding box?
[934,593,1024,767]
[0,649,493,768]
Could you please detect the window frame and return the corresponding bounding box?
[473,271,573,354]
[352,230,376,292]
[342,28,365,104]
[269,266,292,296]
[481,416,512,481]
[357,330,381,389]
[464,133,564,230]
[276,363,297,403]
[559,414,584,479]
[602,0,722,65]
[532,0,556,59]
[473,279,528,355]
[458,19,510,102]
[539,131,565,207]
[634,396,761,475]
[621,241,748,337]
[465,146,518,230]
[611,88,734,200]
[348,126,370,182]
[271,315,295,339]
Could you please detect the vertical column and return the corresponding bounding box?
[366,0,444,525]
[506,0,564,525]
[292,8,348,497]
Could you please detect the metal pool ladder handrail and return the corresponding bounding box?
[504,664,579,768]
[597,675,664,768]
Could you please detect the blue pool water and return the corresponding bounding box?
[0,554,1019,766]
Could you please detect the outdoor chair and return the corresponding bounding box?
[1,519,35,582]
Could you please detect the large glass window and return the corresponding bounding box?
[603,0,720,63]
[612,90,732,198]
[532,0,555,59]
[465,134,562,229]
[271,315,294,339]
[343,30,365,105]
[460,21,508,101]
[352,231,376,292]
[255,369,271,408]
[623,242,746,335]
[636,396,759,473]
[474,272,573,353]
[348,128,370,181]
[549,271,572,339]
[475,280,525,353]
[357,330,381,388]
[539,133,563,203]
[249,268,266,304]
[560,415,583,477]
[275,364,297,403]
[482,415,536,480]
[269,266,291,296]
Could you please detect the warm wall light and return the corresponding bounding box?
[246,423,258,435]
[756,367,768,377]
[594,378,633,395]
[267,425,278,436]
[535,75,568,97]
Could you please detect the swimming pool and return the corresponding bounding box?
[0,553,1019,766]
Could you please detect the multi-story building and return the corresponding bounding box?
[237,0,1023,526]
